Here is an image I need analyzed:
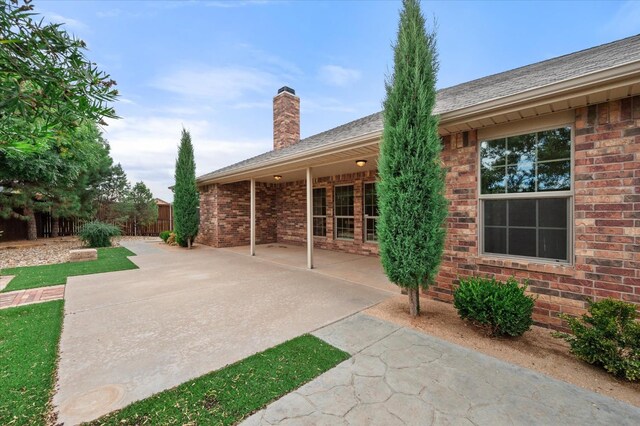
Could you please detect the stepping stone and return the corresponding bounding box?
[69,249,97,262]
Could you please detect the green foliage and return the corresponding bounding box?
[554,299,640,381]
[174,129,199,248]
[159,231,171,242]
[0,301,64,426]
[378,0,447,314]
[127,182,158,235]
[0,1,118,153]
[89,335,349,426]
[0,122,114,239]
[1,247,136,292]
[95,163,132,224]
[78,221,121,248]
[453,276,536,337]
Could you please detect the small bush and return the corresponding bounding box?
[175,233,188,247]
[553,299,640,381]
[159,231,171,242]
[78,221,121,248]
[453,276,536,337]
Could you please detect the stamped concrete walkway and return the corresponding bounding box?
[242,314,640,426]
[0,284,65,309]
[54,241,392,425]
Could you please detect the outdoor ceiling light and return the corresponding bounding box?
[274,175,282,181]
[355,160,367,167]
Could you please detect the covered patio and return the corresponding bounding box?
[197,116,385,267]
[224,243,396,294]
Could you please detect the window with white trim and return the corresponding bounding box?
[364,182,379,242]
[334,185,354,240]
[480,126,572,262]
[313,188,326,237]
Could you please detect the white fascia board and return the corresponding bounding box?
[198,60,640,186]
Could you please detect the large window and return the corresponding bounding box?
[480,127,572,262]
[313,188,327,237]
[364,182,379,242]
[334,185,354,240]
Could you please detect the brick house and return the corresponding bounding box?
[197,35,640,329]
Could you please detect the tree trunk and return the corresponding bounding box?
[51,216,59,238]
[408,287,420,317]
[25,207,37,240]
[187,237,192,249]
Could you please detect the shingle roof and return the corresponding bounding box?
[198,34,640,183]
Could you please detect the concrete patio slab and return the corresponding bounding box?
[243,313,640,426]
[224,244,397,294]
[54,241,391,425]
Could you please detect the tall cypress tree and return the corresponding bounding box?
[174,128,199,249]
[378,0,448,317]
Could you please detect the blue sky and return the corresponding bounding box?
[38,0,640,202]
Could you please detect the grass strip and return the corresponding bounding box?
[0,300,64,426]
[1,247,137,292]
[88,334,350,426]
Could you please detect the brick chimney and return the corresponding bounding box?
[273,86,300,150]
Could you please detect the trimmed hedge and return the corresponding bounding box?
[159,231,171,242]
[453,276,535,337]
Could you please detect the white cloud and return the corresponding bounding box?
[231,101,271,110]
[103,116,268,202]
[318,65,361,87]
[236,43,303,77]
[41,11,88,32]
[303,97,358,114]
[96,9,122,18]
[153,66,278,102]
[205,1,274,8]
[601,1,640,38]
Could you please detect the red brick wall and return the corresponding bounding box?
[197,181,277,247]
[275,171,379,256]
[198,184,219,247]
[430,97,640,329]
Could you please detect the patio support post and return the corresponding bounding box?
[306,167,314,269]
[250,178,256,256]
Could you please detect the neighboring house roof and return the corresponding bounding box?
[155,198,171,205]
[198,34,640,184]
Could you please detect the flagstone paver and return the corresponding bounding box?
[241,313,640,426]
[0,284,65,309]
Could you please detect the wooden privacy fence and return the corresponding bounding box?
[119,218,173,236]
[0,203,173,241]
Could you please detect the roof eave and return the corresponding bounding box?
[197,59,640,186]
[439,59,640,128]
[196,130,381,186]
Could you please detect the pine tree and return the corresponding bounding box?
[378,0,448,317]
[128,182,158,236]
[174,128,199,248]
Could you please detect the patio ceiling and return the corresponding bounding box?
[215,136,380,184]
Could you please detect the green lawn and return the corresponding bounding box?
[88,335,350,426]
[1,247,137,292]
[0,300,64,426]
